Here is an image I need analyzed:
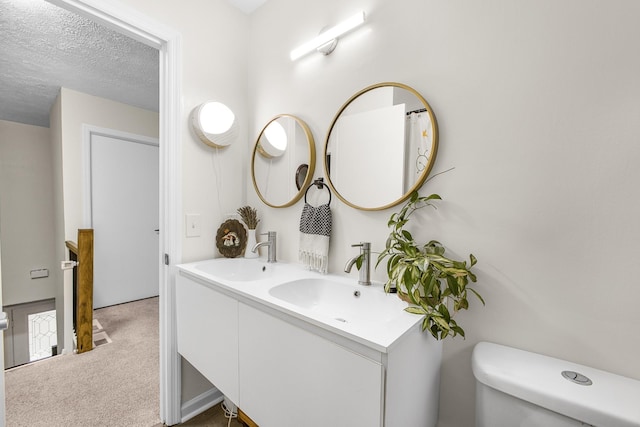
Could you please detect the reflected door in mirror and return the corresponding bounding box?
[324,82,438,210]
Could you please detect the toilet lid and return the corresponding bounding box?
[472,342,640,427]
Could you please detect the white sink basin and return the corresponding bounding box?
[268,278,407,325]
[177,258,427,351]
[192,257,281,282]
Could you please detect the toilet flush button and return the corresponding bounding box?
[561,370,593,386]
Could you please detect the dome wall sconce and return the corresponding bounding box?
[257,120,288,158]
[290,11,366,61]
[191,101,237,148]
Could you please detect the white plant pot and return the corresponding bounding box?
[245,228,258,258]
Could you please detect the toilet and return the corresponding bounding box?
[472,341,640,427]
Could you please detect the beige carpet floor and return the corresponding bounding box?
[5,297,160,427]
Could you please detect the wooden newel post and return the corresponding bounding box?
[76,229,94,353]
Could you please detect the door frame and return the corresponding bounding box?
[47,0,183,424]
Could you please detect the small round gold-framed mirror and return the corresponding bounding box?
[323,82,438,211]
[252,115,316,208]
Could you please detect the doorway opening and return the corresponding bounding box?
[46,0,182,423]
[0,0,182,423]
[3,299,57,369]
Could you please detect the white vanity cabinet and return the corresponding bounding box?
[175,264,442,427]
[238,303,384,427]
[175,274,239,404]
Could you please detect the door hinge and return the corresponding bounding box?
[164,253,170,265]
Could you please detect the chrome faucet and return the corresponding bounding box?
[344,242,371,286]
[252,231,277,263]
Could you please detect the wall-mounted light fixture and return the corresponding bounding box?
[190,101,237,148]
[290,11,366,61]
[258,120,288,158]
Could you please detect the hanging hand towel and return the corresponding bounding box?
[299,202,332,274]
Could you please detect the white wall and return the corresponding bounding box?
[119,0,250,264]
[0,120,58,306]
[248,0,640,426]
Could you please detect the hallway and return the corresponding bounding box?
[5,297,159,426]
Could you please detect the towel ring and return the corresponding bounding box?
[304,177,332,205]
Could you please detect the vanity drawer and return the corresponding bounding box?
[238,303,384,427]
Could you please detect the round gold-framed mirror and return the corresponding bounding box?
[252,114,316,208]
[323,82,438,211]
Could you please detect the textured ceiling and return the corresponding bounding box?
[0,0,159,128]
[0,0,270,129]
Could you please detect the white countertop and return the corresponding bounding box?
[176,257,423,353]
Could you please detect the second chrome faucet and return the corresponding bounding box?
[344,242,371,286]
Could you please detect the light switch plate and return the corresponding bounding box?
[185,214,201,237]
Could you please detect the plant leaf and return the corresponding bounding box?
[452,325,465,338]
[405,306,426,315]
[469,254,477,267]
[455,298,469,311]
[468,270,477,283]
[433,316,451,331]
[446,276,459,295]
[424,272,437,296]
[437,303,451,321]
[468,288,486,305]
[355,254,363,270]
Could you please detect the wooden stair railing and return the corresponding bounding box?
[65,229,94,353]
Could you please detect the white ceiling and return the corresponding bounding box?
[225,0,268,14]
[0,0,267,129]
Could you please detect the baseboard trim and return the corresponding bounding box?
[180,387,223,423]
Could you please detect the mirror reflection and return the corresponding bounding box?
[252,115,316,208]
[324,82,438,210]
[258,120,288,158]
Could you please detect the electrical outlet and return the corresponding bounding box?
[185,214,201,237]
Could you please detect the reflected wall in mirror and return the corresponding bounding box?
[252,115,316,208]
[324,82,438,210]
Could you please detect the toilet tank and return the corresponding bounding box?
[472,342,640,427]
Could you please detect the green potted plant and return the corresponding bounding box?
[376,191,484,340]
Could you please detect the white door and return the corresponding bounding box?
[89,130,159,309]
